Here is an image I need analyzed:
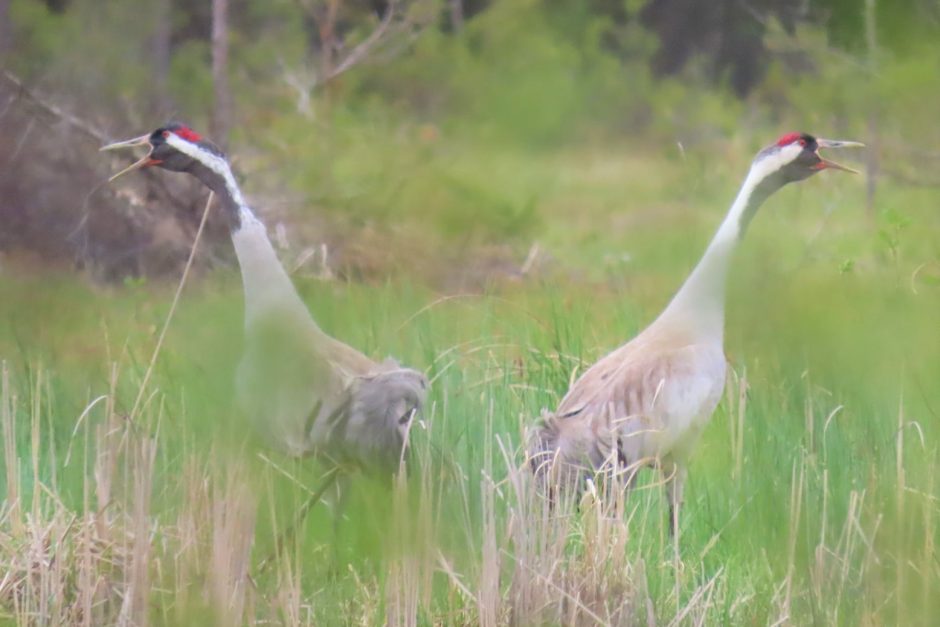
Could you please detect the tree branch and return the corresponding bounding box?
[1,70,109,143]
[325,1,397,82]
[280,0,431,113]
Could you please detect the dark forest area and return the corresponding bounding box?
[1,2,939,625]
[1,0,936,284]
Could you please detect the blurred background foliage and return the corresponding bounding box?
[1,0,937,286]
[1,2,939,623]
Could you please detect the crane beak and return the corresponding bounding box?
[814,138,865,174]
[100,134,157,182]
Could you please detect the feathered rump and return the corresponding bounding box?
[526,410,561,480]
[341,365,428,473]
[525,410,599,494]
[527,405,629,498]
[236,309,429,473]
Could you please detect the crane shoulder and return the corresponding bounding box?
[321,335,380,378]
[555,330,726,428]
[531,337,725,477]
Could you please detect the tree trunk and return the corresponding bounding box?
[150,0,172,117]
[449,0,464,32]
[0,0,11,56]
[318,0,340,80]
[864,0,879,223]
[211,0,232,149]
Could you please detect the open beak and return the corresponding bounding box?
[813,138,865,174]
[100,134,157,182]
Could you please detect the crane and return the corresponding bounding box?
[528,132,862,535]
[101,123,428,479]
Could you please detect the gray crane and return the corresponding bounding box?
[529,132,863,535]
[102,123,428,479]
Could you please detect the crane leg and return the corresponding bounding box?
[664,461,686,538]
[255,466,341,577]
[328,473,352,575]
[664,460,687,611]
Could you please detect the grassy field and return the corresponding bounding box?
[1,143,938,625]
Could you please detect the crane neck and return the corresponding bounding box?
[659,162,784,342]
[186,160,255,231]
[186,158,318,328]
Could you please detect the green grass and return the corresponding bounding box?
[1,144,938,625]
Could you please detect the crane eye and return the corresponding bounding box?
[798,138,807,147]
[162,130,170,138]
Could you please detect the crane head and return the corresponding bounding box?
[100,123,224,182]
[754,132,864,185]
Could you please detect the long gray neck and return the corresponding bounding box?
[187,161,246,231]
[659,164,784,342]
[187,160,319,328]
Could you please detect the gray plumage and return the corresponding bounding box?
[102,124,428,474]
[529,133,863,530]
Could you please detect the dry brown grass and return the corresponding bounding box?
[0,359,724,626]
[1,356,938,625]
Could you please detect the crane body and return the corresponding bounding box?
[103,124,427,474]
[530,133,863,531]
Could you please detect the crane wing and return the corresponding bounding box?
[532,329,725,479]
[236,302,376,456]
[322,363,428,473]
[237,302,427,472]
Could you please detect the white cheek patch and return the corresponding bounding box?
[751,143,802,180]
[165,132,262,229]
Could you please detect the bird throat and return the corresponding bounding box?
[735,171,782,237]
[188,162,247,231]
[162,133,254,232]
[660,164,785,339]
[176,148,311,326]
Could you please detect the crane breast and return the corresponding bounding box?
[544,342,726,472]
[649,354,726,459]
[235,305,344,457]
